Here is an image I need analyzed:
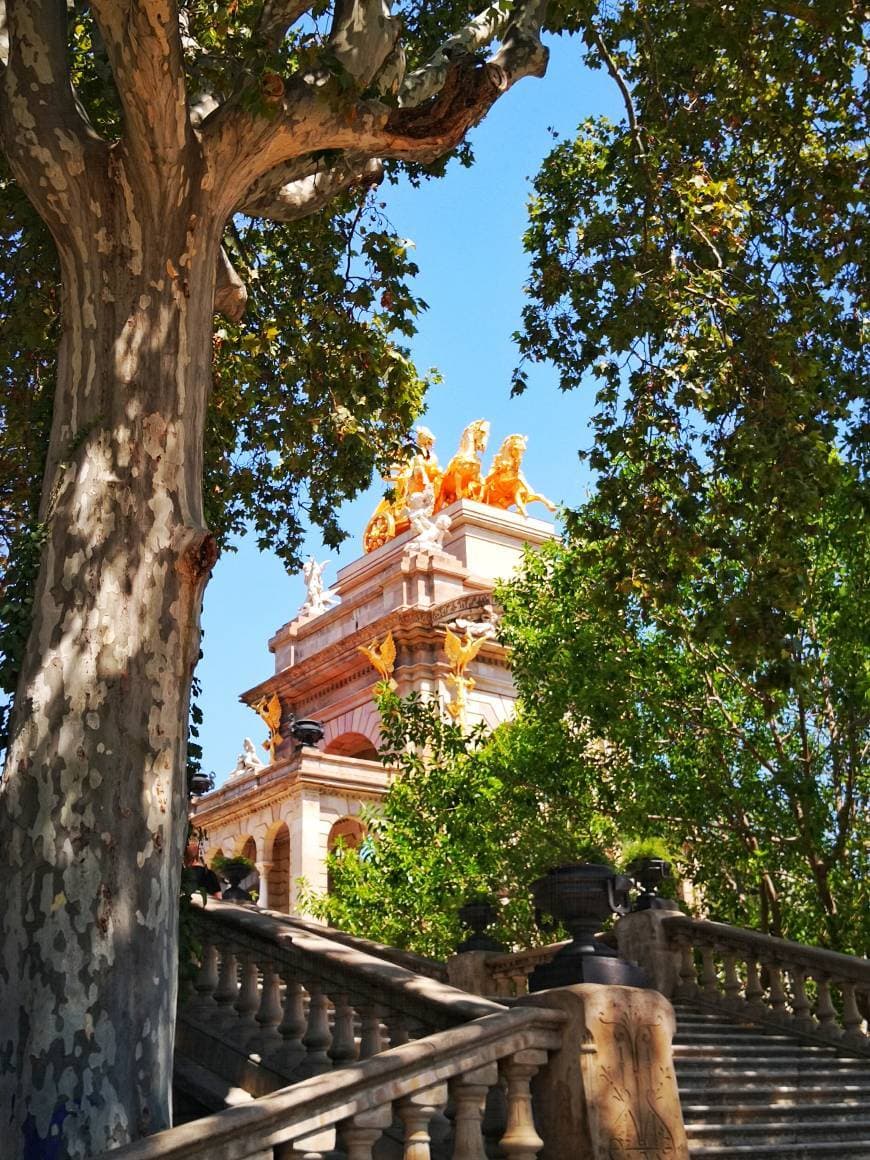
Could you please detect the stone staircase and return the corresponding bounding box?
[673,1002,870,1158]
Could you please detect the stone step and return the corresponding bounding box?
[686,1117,870,1142]
[682,1101,869,1125]
[677,1082,870,1107]
[675,1029,804,1044]
[675,1058,869,1078]
[688,1143,870,1159]
[674,1041,841,1057]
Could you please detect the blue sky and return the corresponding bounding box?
[198,36,622,783]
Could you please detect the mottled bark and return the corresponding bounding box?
[0,134,220,1154]
[0,0,549,1153]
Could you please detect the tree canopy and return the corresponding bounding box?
[0,0,552,1152]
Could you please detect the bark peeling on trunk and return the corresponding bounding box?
[0,0,549,1153]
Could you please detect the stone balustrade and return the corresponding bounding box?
[617,909,870,1055]
[484,943,570,998]
[108,1003,567,1160]
[113,900,687,1159]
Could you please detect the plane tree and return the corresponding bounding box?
[0,0,549,1153]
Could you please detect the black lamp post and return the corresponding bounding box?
[528,862,649,990]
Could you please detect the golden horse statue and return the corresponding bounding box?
[363,427,442,553]
[481,434,556,518]
[435,419,490,511]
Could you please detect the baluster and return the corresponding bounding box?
[511,972,528,997]
[676,939,698,997]
[815,976,839,1037]
[744,957,764,1010]
[328,993,357,1065]
[358,1004,383,1059]
[789,967,814,1029]
[248,959,283,1055]
[398,1085,446,1160]
[722,951,741,1004]
[387,1014,410,1048]
[482,1077,507,1159]
[233,952,261,1034]
[212,944,240,1027]
[300,982,332,1076]
[767,962,787,1015]
[451,1065,497,1160]
[342,1106,393,1160]
[187,940,220,1017]
[494,975,512,999]
[841,982,867,1046]
[271,974,307,1072]
[499,1050,547,1160]
[700,947,718,997]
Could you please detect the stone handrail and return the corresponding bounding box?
[485,942,570,997]
[272,911,447,981]
[618,909,869,1055]
[108,1005,566,1160]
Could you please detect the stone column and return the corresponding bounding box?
[255,861,273,909]
[518,985,688,1160]
[287,787,324,914]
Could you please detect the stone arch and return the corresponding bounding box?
[326,816,367,894]
[263,820,291,913]
[235,834,260,896]
[324,731,379,761]
[323,703,381,754]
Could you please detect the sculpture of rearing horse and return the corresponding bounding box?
[435,419,490,511]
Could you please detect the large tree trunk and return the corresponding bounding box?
[0,160,219,1157]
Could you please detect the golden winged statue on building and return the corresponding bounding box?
[357,631,398,690]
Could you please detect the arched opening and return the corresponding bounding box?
[264,821,291,913]
[326,816,367,894]
[235,835,259,897]
[324,732,379,761]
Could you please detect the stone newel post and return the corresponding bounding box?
[518,985,689,1160]
[615,910,682,997]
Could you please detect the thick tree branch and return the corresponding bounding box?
[204,0,548,215]
[257,0,313,50]
[214,246,248,322]
[329,0,400,87]
[89,0,192,179]
[0,0,99,232]
[240,154,384,222]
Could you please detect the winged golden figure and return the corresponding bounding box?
[444,626,487,675]
[251,692,283,761]
[357,631,397,688]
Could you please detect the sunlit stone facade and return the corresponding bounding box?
[191,500,554,915]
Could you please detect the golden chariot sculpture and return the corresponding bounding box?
[363,421,554,554]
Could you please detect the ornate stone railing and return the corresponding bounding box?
[110,1003,567,1160]
[114,900,687,1158]
[617,909,870,1055]
[484,943,569,997]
